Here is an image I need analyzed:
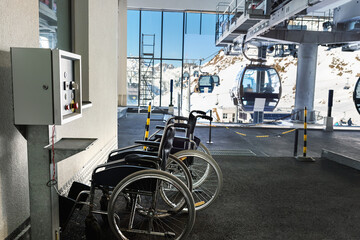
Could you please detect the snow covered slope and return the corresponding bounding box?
[128,46,360,124]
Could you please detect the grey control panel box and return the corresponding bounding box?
[11,48,82,125]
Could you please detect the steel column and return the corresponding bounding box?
[292,43,318,122]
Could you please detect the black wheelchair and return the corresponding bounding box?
[108,110,223,211]
[61,123,196,240]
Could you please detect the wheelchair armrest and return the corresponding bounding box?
[154,134,190,142]
[134,140,160,148]
[124,154,161,164]
[174,123,190,129]
[108,144,143,158]
[93,155,160,177]
[108,150,157,162]
[174,136,191,142]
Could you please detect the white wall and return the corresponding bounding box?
[0,0,38,238]
[56,0,119,191]
[118,0,128,106]
[128,0,221,12]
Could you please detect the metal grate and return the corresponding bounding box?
[210,149,256,156]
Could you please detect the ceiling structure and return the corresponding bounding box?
[127,0,221,13]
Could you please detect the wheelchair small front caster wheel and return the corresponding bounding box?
[85,214,102,240]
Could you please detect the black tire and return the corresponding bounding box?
[107,170,196,240]
[173,150,223,211]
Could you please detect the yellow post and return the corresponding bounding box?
[144,102,151,150]
[303,107,307,157]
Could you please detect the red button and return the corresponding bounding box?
[71,103,79,109]
[65,105,70,110]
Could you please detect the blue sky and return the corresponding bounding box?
[127,10,221,63]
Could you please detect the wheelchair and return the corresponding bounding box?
[62,123,196,240]
[109,110,223,211]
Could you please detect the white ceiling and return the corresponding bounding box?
[127,0,223,12]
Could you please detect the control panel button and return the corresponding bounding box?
[70,81,79,90]
[64,81,70,90]
[71,102,79,109]
[64,105,70,110]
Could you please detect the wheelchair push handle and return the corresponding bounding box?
[199,115,213,121]
[167,115,189,124]
[190,110,206,116]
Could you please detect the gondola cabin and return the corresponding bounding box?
[231,65,281,112]
[198,75,215,93]
[354,77,360,114]
[183,72,190,79]
[193,70,199,77]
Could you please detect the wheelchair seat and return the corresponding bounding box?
[92,122,176,189]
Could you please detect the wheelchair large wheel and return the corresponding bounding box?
[161,155,193,209]
[166,155,192,191]
[107,170,195,240]
[173,150,223,211]
[197,142,211,156]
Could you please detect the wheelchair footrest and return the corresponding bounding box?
[68,181,90,206]
[59,181,90,230]
[120,228,175,237]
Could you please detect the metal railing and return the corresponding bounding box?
[287,11,333,32]
[215,0,334,44]
[215,0,265,42]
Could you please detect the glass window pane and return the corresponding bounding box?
[127,10,140,57]
[39,0,72,51]
[186,13,200,35]
[161,60,182,107]
[141,11,161,58]
[163,12,183,59]
[184,13,221,63]
[148,60,161,107]
[39,0,58,49]
[184,35,221,61]
[127,59,139,106]
[201,13,216,35]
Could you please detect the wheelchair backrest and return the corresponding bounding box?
[158,124,175,170]
[188,110,207,138]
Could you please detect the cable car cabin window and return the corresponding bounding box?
[243,72,256,92]
[213,75,220,86]
[266,68,280,94]
[198,75,214,93]
[199,76,212,86]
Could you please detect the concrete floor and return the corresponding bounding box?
[118,113,360,159]
[61,113,360,239]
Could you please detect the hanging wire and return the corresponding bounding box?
[46,125,57,187]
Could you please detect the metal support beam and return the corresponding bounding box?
[292,43,318,123]
[27,126,59,240]
[260,29,360,45]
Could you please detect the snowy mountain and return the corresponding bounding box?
[127,46,360,125]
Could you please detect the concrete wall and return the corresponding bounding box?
[0,1,38,238]
[0,0,119,238]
